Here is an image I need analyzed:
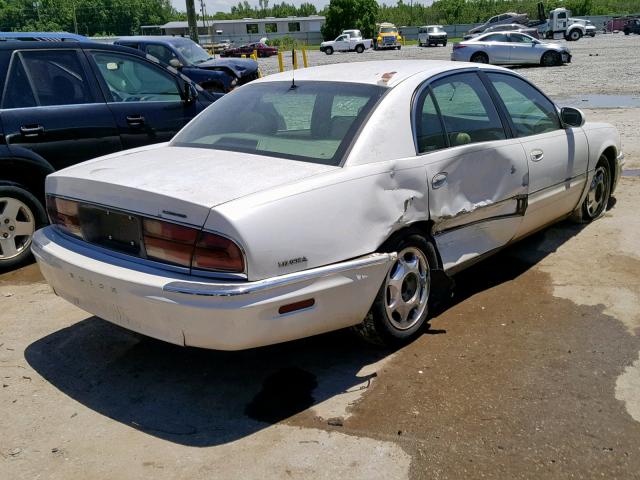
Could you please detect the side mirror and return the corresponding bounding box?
[183,83,198,104]
[169,58,183,69]
[560,106,585,127]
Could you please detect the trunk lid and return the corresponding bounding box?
[47,145,336,227]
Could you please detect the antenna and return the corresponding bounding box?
[290,49,297,89]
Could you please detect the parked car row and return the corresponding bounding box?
[0,42,219,268]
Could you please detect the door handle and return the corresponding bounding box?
[530,149,544,162]
[126,115,145,128]
[19,125,44,138]
[432,172,448,189]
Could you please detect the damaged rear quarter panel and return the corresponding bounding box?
[207,159,431,281]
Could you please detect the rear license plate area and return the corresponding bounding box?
[79,206,143,255]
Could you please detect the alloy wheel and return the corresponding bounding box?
[585,165,610,218]
[384,247,430,330]
[0,197,36,260]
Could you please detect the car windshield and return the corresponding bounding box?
[380,27,397,33]
[428,27,443,33]
[172,81,387,165]
[171,39,210,64]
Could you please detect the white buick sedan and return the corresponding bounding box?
[33,61,623,350]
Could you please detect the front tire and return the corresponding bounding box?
[581,156,612,221]
[567,29,582,41]
[0,185,47,270]
[541,50,561,66]
[353,234,437,346]
[325,46,333,55]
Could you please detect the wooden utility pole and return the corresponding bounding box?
[186,0,199,43]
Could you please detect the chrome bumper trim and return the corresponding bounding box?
[163,252,397,297]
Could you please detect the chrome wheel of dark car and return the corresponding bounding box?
[0,185,46,269]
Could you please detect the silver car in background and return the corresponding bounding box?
[463,23,540,40]
[452,32,571,67]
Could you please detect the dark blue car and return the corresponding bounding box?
[0,41,217,269]
[114,36,259,93]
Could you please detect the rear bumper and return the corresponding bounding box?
[32,226,394,350]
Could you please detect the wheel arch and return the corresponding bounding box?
[0,156,54,203]
[600,144,618,192]
[377,221,443,269]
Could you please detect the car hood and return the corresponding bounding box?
[46,145,337,227]
[196,58,258,77]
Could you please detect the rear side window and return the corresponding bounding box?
[509,33,534,43]
[430,72,506,146]
[2,50,92,108]
[487,73,561,137]
[2,56,37,108]
[415,90,447,153]
[145,44,177,64]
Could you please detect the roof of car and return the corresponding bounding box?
[0,40,148,56]
[256,60,504,88]
[116,36,192,45]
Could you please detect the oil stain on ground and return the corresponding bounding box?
[245,367,318,423]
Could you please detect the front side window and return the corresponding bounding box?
[487,73,561,137]
[509,33,534,43]
[430,72,506,146]
[172,81,386,165]
[90,51,181,103]
[3,50,92,108]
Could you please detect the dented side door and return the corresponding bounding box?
[413,71,529,272]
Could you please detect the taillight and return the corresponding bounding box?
[142,219,198,267]
[193,231,244,273]
[452,44,466,50]
[46,196,82,237]
[143,219,244,273]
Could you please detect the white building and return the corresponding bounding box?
[152,16,325,44]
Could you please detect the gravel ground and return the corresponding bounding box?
[256,33,640,98]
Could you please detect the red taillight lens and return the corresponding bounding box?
[192,231,244,273]
[143,219,198,267]
[452,44,466,50]
[46,196,82,237]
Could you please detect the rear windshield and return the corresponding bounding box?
[380,27,397,33]
[172,81,386,166]
[428,27,444,33]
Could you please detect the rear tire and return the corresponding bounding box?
[541,50,561,67]
[397,45,401,50]
[355,44,364,54]
[353,234,437,347]
[0,185,47,271]
[470,52,489,63]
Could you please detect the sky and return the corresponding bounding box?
[171,0,434,14]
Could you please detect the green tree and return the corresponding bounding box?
[322,0,378,40]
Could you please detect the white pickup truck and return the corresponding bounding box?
[320,34,372,55]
